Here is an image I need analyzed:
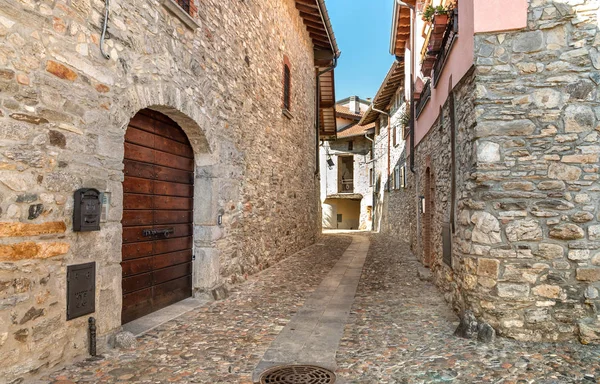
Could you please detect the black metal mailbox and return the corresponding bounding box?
[67,262,96,320]
[73,188,102,232]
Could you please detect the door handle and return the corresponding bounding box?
[142,228,174,238]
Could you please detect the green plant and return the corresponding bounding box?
[398,102,411,127]
[422,4,453,23]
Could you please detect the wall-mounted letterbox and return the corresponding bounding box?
[74,188,102,232]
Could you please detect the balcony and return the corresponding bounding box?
[420,9,458,82]
[340,179,354,193]
[432,10,459,87]
[415,79,431,118]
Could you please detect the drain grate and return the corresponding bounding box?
[259,365,336,384]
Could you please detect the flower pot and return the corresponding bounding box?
[433,13,449,26]
[433,14,449,33]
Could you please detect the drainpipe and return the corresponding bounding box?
[364,132,376,231]
[370,106,391,191]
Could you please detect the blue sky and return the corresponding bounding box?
[327,0,395,101]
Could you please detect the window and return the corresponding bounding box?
[394,165,400,190]
[393,124,397,147]
[337,214,343,223]
[401,164,407,189]
[161,0,199,29]
[369,168,374,186]
[348,140,353,151]
[283,56,291,113]
[176,0,192,14]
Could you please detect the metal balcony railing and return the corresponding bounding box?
[433,10,459,88]
[415,79,431,118]
[340,179,354,193]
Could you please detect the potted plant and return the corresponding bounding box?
[423,4,453,31]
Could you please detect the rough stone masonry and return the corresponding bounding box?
[0,0,322,381]
[463,0,600,344]
[378,0,600,345]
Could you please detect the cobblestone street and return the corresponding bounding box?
[42,233,600,384]
[337,235,600,384]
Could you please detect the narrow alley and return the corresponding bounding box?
[43,233,600,384]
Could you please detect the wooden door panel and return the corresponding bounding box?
[122,109,194,325]
[123,177,153,194]
[129,113,189,144]
[154,135,194,158]
[152,276,192,309]
[122,241,154,260]
[153,196,193,210]
[124,142,155,164]
[122,256,153,277]
[152,250,192,270]
[153,180,194,197]
[122,210,153,226]
[153,262,192,285]
[124,193,153,210]
[154,236,193,255]
[122,273,153,294]
[154,150,194,171]
[122,287,153,324]
[125,126,156,148]
[153,210,192,225]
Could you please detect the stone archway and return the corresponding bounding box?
[121,109,195,323]
[113,84,222,323]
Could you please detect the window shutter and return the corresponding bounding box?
[283,64,291,111]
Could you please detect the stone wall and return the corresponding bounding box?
[371,0,600,345]
[459,0,600,342]
[0,0,321,380]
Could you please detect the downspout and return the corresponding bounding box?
[371,107,391,190]
[364,132,376,231]
[409,6,416,173]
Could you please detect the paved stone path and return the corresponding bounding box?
[252,236,369,381]
[336,234,600,383]
[42,235,354,384]
[41,232,600,384]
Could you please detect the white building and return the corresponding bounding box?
[320,97,375,230]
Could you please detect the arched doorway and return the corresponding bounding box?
[423,167,434,267]
[121,109,195,324]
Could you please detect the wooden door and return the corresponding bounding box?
[121,109,194,324]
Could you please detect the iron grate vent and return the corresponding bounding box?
[259,365,336,384]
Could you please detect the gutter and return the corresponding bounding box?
[389,0,399,55]
[316,0,341,58]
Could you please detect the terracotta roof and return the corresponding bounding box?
[359,61,405,126]
[337,122,376,139]
[335,105,362,120]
